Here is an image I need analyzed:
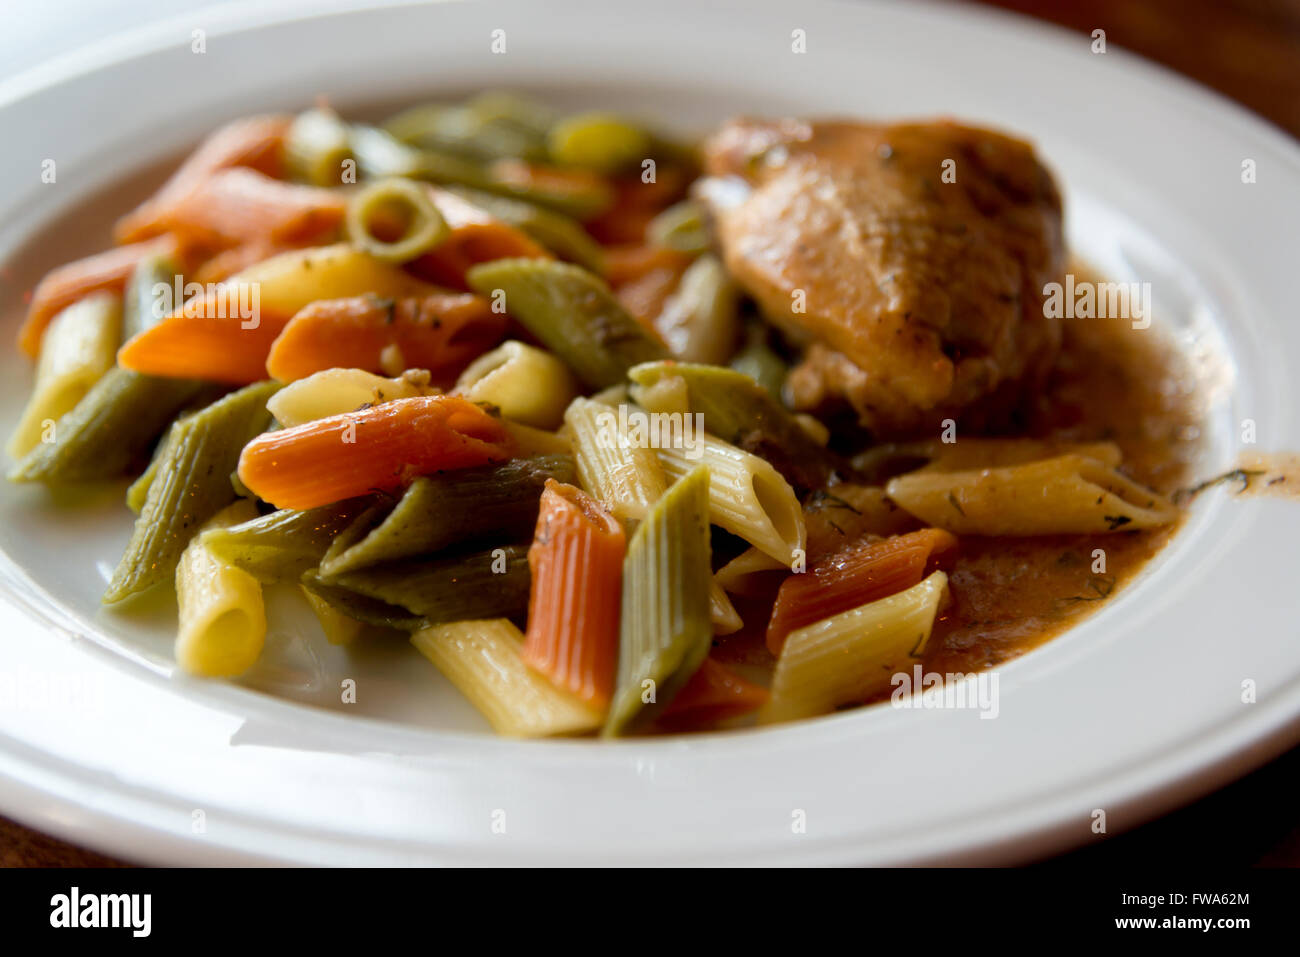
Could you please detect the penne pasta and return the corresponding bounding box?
[651,253,739,365]
[885,454,1178,535]
[410,186,552,288]
[563,396,667,524]
[266,368,438,427]
[605,466,713,736]
[454,340,579,429]
[301,585,366,646]
[442,185,606,273]
[466,259,668,389]
[655,434,805,567]
[345,177,449,263]
[104,381,279,603]
[802,482,921,559]
[853,437,1123,479]
[319,454,576,576]
[175,499,268,677]
[715,546,788,597]
[660,658,769,724]
[236,394,514,511]
[117,244,437,383]
[761,571,950,724]
[521,481,625,710]
[285,107,353,186]
[199,497,372,583]
[411,619,602,737]
[8,292,122,458]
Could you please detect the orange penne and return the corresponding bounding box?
[603,244,694,288]
[765,528,958,654]
[190,240,301,284]
[117,244,436,383]
[521,481,625,710]
[115,114,292,244]
[586,166,692,244]
[16,234,189,358]
[138,167,347,251]
[266,292,506,381]
[237,395,514,510]
[661,658,770,724]
[408,187,551,288]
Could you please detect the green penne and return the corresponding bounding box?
[103,381,279,604]
[286,107,353,186]
[320,454,575,577]
[200,497,372,583]
[300,574,430,632]
[443,185,605,273]
[9,369,204,483]
[647,200,710,254]
[316,544,531,623]
[604,466,713,736]
[466,259,667,389]
[382,97,550,163]
[628,361,835,491]
[122,251,181,340]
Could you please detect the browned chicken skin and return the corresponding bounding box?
[698,118,1066,437]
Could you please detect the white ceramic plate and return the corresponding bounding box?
[0,0,1297,866]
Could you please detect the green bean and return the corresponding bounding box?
[729,323,788,398]
[200,497,372,583]
[103,381,279,604]
[548,112,650,173]
[647,200,710,255]
[628,361,836,492]
[604,466,713,736]
[443,185,605,273]
[122,252,181,340]
[316,544,531,623]
[9,369,204,483]
[466,259,667,389]
[300,574,430,632]
[345,177,449,263]
[320,454,575,576]
[286,107,353,186]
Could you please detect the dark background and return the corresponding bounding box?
[3,0,1299,867]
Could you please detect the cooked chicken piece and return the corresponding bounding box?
[698,118,1066,437]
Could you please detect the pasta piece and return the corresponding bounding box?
[442,185,606,273]
[175,500,268,677]
[115,114,291,243]
[117,244,437,383]
[145,167,346,250]
[715,546,787,597]
[603,243,693,287]
[655,434,805,566]
[267,368,438,427]
[9,369,203,483]
[266,292,504,382]
[628,361,835,492]
[345,177,449,263]
[17,235,185,358]
[199,497,372,582]
[285,107,353,186]
[502,420,571,456]
[564,396,667,524]
[484,158,614,220]
[300,574,429,631]
[651,253,739,365]
[411,619,602,737]
[382,95,552,162]
[885,454,1178,535]
[454,340,579,429]
[301,586,366,646]
[547,112,650,173]
[466,259,668,389]
[605,466,713,736]
[122,250,182,340]
[320,454,576,575]
[803,482,920,559]
[646,200,710,254]
[729,323,787,398]
[521,481,625,710]
[318,544,531,623]
[8,293,122,457]
[761,571,950,724]
[104,381,279,603]
[409,187,552,288]
[853,438,1123,479]
[660,658,769,724]
[766,528,957,654]
[708,581,744,635]
[237,394,514,510]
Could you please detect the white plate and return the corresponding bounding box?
[0,0,1298,866]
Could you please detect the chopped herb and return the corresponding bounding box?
[1103,514,1132,530]
[1173,468,1265,503]
[947,492,966,517]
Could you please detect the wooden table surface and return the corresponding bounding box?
[4,0,1299,867]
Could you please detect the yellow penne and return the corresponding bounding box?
[411,619,602,737]
[761,570,949,724]
[266,368,437,426]
[502,420,571,456]
[885,454,1177,535]
[656,434,805,566]
[175,500,268,677]
[854,437,1123,477]
[709,581,743,635]
[564,396,667,523]
[454,339,579,429]
[301,585,365,645]
[8,292,121,457]
[715,546,788,596]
